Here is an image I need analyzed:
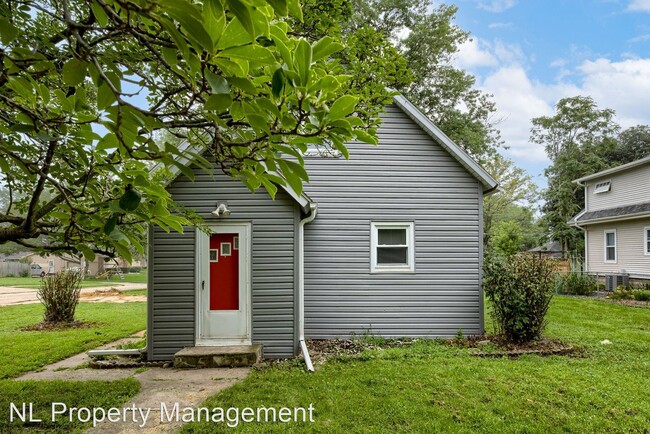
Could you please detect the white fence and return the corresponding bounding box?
[0,262,31,277]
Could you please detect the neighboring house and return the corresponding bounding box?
[570,156,650,280]
[528,241,564,259]
[13,252,141,276]
[147,95,499,362]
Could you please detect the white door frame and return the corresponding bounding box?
[195,223,252,346]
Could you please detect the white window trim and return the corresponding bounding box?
[209,249,219,263]
[220,242,232,256]
[594,180,611,194]
[604,229,617,263]
[644,227,650,256]
[370,222,415,273]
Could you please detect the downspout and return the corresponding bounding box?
[298,203,317,372]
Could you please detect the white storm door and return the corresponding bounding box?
[197,223,251,345]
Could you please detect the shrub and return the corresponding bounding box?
[608,286,634,300]
[37,270,83,323]
[554,272,597,295]
[632,290,650,301]
[129,266,142,273]
[19,269,30,278]
[483,253,556,344]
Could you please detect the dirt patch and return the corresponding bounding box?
[447,335,578,358]
[80,287,122,297]
[21,320,97,331]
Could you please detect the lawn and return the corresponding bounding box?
[0,302,146,379]
[0,271,147,289]
[0,302,146,432]
[183,296,650,433]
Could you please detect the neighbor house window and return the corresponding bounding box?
[604,230,616,262]
[594,180,611,194]
[645,227,650,255]
[370,222,415,273]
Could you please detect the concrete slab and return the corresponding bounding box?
[174,345,262,368]
[16,334,250,433]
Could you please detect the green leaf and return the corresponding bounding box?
[283,159,309,182]
[160,0,214,51]
[271,68,285,98]
[203,0,226,46]
[0,18,19,45]
[104,214,118,236]
[220,45,274,62]
[294,39,312,86]
[328,95,358,120]
[226,0,255,39]
[266,0,288,16]
[287,0,302,21]
[229,77,257,94]
[112,241,133,263]
[76,244,96,262]
[119,188,142,212]
[204,93,233,111]
[89,1,109,27]
[173,160,195,181]
[312,37,344,62]
[97,80,114,110]
[260,177,279,199]
[354,129,378,145]
[216,17,250,49]
[205,70,230,94]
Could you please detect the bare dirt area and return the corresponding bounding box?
[80,287,147,303]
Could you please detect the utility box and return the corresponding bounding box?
[605,274,630,291]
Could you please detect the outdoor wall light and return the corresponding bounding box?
[211,203,231,217]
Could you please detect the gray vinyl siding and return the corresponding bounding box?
[586,218,650,278]
[302,104,483,338]
[586,165,650,211]
[149,166,297,360]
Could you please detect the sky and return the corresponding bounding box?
[449,0,650,187]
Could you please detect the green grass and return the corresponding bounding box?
[0,272,147,288]
[0,378,140,433]
[0,302,146,379]
[119,288,147,297]
[183,296,650,433]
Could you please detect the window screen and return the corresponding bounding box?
[371,222,414,272]
[605,231,616,261]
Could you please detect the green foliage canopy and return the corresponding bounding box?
[0,0,387,259]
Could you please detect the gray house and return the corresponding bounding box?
[570,156,650,282]
[147,95,498,367]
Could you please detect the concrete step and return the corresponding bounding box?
[173,344,262,368]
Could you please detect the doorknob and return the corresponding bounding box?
[201,280,205,290]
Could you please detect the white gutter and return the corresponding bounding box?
[298,202,317,372]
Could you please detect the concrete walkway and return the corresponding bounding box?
[18,333,250,433]
[0,282,147,306]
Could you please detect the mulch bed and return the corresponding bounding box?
[21,320,97,331]
[447,335,578,358]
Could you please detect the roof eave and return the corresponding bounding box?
[575,211,650,226]
[573,155,650,183]
[392,95,499,194]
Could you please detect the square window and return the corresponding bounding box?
[209,249,219,262]
[371,222,414,273]
[221,242,232,256]
[604,230,616,262]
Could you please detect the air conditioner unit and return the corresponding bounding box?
[605,274,630,291]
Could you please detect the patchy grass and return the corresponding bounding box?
[0,302,146,379]
[91,271,147,284]
[0,277,126,289]
[0,378,139,433]
[119,288,147,297]
[183,296,650,433]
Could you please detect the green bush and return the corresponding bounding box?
[632,290,650,301]
[483,253,556,344]
[19,269,30,278]
[609,286,634,300]
[37,270,83,323]
[554,272,597,295]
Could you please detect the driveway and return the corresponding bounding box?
[0,282,147,306]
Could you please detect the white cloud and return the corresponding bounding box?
[627,0,650,11]
[478,0,517,13]
[454,39,498,69]
[627,34,650,43]
[488,22,513,29]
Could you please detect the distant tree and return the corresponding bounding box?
[531,96,620,255]
[482,154,538,247]
[606,125,650,164]
[345,0,501,162]
[490,220,524,257]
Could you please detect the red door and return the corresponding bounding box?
[209,233,239,310]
